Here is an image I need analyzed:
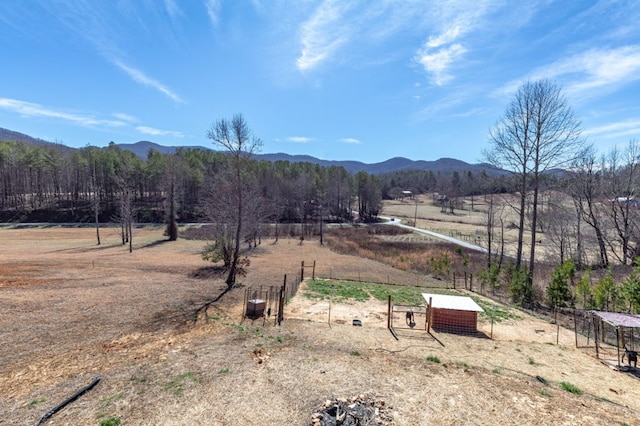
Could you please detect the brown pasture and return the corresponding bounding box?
[1,226,639,425]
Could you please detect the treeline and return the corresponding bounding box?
[0,139,505,225]
[0,139,386,225]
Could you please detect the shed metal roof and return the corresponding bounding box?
[422,293,484,312]
[592,311,640,328]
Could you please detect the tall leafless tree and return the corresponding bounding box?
[484,79,585,289]
[206,114,262,289]
[602,140,640,265]
[568,146,608,268]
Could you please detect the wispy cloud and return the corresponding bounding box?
[286,136,313,143]
[497,45,640,99]
[294,0,501,83]
[112,112,137,123]
[0,97,125,127]
[584,119,640,139]
[296,1,352,71]
[340,137,360,144]
[205,0,221,27]
[414,39,466,86]
[137,126,184,138]
[115,61,184,103]
[164,0,182,18]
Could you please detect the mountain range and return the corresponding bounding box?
[1,127,504,175]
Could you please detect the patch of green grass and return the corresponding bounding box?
[305,279,466,306]
[560,382,583,395]
[455,361,470,369]
[228,323,264,338]
[99,393,123,409]
[130,375,148,384]
[366,284,425,305]
[163,372,198,397]
[99,417,121,426]
[473,298,522,323]
[528,357,537,365]
[28,397,46,408]
[350,350,361,356]
[539,389,552,397]
[426,355,441,364]
[217,368,230,374]
[492,367,501,374]
[305,280,369,302]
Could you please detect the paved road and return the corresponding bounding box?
[381,216,488,254]
[1,219,488,254]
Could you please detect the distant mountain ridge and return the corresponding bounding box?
[0,127,504,175]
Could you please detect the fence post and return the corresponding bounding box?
[312,260,316,280]
[573,310,578,348]
[301,261,304,281]
[427,297,433,334]
[387,295,392,329]
[278,275,287,326]
[470,273,473,292]
[555,306,559,345]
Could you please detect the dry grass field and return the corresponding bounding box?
[1,225,640,425]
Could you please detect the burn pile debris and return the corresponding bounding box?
[310,394,394,425]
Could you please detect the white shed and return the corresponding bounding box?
[422,293,484,332]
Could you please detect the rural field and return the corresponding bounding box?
[1,224,640,425]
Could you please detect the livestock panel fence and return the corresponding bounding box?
[242,273,301,325]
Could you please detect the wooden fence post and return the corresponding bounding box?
[427,297,433,334]
[278,275,287,326]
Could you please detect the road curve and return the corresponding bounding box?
[380,216,488,254]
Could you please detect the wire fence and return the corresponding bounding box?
[239,260,626,357]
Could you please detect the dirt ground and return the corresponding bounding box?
[1,226,640,425]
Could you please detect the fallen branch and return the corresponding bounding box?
[38,376,101,425]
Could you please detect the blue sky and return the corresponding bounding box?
[0,1,639,164]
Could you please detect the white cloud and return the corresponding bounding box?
[294,0,501,78]
[584,119,640,139]
[0,98,125,127]
[287,136,313,143]
[414,42,467,86]
[426,26,461,49]
[112,112,137,122]
[296,1,351,71]
[205,0,221,27]
[340,137,360,144]
[136,126,184,138]
[164,0,182,18]
[114,60,184,103]
[497,45,640,99]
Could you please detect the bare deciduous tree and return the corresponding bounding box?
[206,114,262,289]
[484,79,585,294]
[602,140,640,265]
[569,146,608,268]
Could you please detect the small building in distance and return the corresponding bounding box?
[422,293,484,333]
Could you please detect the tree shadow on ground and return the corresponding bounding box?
[138,239,173,249]
[190,265,227,279]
